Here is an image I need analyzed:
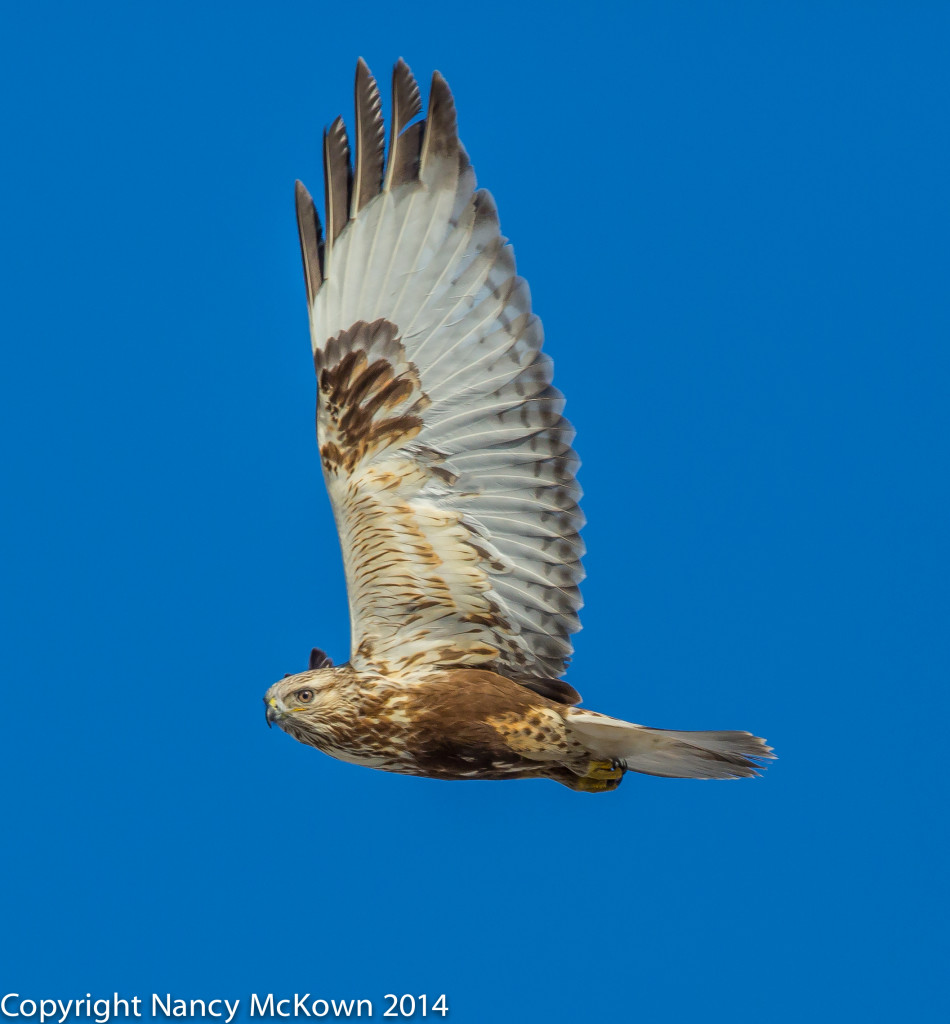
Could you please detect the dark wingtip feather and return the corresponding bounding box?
[385,58,422,190]
[394,57,422,119]
[353,58,384,215]
[421,71,459,172]
[294,179,323,309]
[389,120,424,189]
[323,116,351,255]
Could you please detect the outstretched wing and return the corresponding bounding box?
[297,60,584,682]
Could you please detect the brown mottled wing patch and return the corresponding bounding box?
[316,320,428,473]
[300,61,584,681]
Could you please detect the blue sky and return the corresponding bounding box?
[2,2,947,1022]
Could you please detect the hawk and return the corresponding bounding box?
[264,59,774,792]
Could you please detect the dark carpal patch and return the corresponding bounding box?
[316,320,429,473]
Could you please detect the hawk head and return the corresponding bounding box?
[263,648,342,744]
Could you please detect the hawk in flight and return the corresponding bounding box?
[264,60,774,791]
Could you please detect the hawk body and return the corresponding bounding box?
[264,60,775,790]
[268,666,587,782]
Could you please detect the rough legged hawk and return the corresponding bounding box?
[263,60,774,792]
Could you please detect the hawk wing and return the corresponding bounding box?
[297,60,584,684]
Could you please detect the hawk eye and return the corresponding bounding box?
[296,689,315,704]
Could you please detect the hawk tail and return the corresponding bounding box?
[565,708,775,779]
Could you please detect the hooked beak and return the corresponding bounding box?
[264,697,279,729]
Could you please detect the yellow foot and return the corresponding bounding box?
[585,759,625,781]
[546,761,627,792]
[565,759,627,793]
[574,775,622,793]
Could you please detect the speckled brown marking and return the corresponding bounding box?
[484,706,572,759]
